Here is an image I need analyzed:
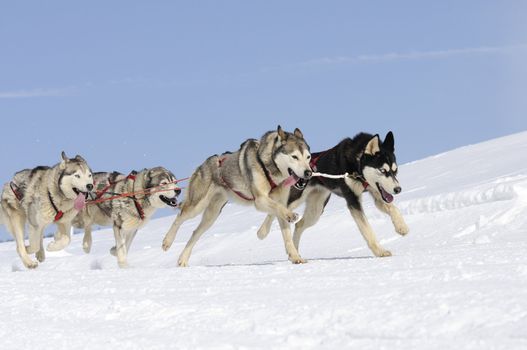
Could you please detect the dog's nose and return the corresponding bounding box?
[86,184,93,191]
[394,186,401,194]
[304,170,313,179]
[169,197,178,206]
[175,188,181,196]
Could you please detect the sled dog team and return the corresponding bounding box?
[0,126,408,269]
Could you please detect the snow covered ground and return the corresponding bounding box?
[1,132,527,349]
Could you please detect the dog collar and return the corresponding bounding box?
[256,154,278,190]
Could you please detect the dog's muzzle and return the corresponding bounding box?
[288,168,312,190]
[160,195,178,207]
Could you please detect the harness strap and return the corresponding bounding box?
[48,191,64,222]
[128,171,145,220]
[310,149,369,191]
[218,157,255,201]
[10,182,23,201]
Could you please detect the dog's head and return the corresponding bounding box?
[361,132,401,203]
[273,125,313,190]
[144,167,181,208]
[59,151,94,199]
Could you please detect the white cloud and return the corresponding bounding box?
[300,44,527,67]
[0,87,74,99]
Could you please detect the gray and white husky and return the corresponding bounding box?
[161,125,313,266]
[0,152,93,269]
[257,132,409,257]
[48,167,181,268]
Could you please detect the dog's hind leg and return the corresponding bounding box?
[277,217,305,264]
[177,193,228,267]
[293,191,331,251]
[11,215,38,269]
[162,190,213,251]
[349,208,392,257]
[373,198,409,236]
[47,222,71,251]
[257,215,275,240]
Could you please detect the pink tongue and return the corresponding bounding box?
[283,175,298,188]
[381,188,394,203]
[74,192,86,211]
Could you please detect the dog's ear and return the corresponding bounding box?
[383,131,395,153]
[277,125,287,142]
[364,135,380,155]
[293,128,304,139]
[60,151,68,169]
[74,155,87,163]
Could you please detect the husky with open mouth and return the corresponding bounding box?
[48,167,181,268]
[0,152,94,269]
[161,125,313,266]
[257,132,409,258]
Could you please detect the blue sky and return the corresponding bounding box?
[1,1,527,239]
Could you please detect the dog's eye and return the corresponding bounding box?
[307,155,311,160]
[292,155,299,160]
[88,174,92,178]
[380,169,386,174]
[75,174,81,179]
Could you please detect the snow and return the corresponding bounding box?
[1,131,527,349]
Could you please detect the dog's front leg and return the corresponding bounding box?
[373,198,409,236]
[277,217,306,264]
[82,225,93,254]
[112,225,129,268]
[254,195,298,223]
[26,223,41,254]
[47,222,72,252]
[349,208,392,257]
[125,229,138,251]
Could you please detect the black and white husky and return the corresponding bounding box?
[257,132,409,258]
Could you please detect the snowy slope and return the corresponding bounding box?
[1,132,527,349]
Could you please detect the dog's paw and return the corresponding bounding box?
[82,239,92,254]
[285,211,300,224]
[178,260,189,267]
[118,261,129,268]
[289,256,307,264]
[162,238,173,251]
[257,225,271,240]
[373,248,392,257]
[46,240,67,252]
[394,221,409,236]
[24,260,38,269]
[36,249,45,263]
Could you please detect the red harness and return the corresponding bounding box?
[218,155,277,201]
[127,172,146,220]
[10,182,23,201]
[10,181,64,221]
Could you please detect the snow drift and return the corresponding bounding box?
[1,131,527,349]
